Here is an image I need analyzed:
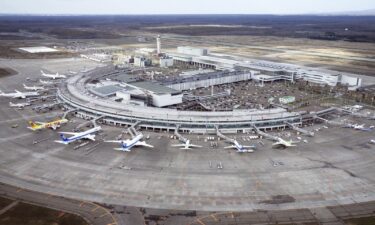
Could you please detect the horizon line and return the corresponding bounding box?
[0,13,375,17]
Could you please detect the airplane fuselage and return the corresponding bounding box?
[58,126,101,144]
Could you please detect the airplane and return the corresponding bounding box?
[41,70,66,79]
[23,83,45,91]
[28,118,68,131]
[55,126,102,145]
[224,140,256,153]
[39,79,54,85]
[9,101,31,109]
[172,139,202,150]
[105,133,153,152]
[272,138,299,148]
[68,70,77,75]
[370,140,375,144]
[344,124,374,131]
[0,89,39,99]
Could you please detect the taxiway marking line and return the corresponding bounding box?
[99,212,109,218]
[91,205,100,212]
[210,214,218,221]
[196,219,206,225]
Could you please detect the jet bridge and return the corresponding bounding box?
[62,108,78,119]
[215,126,235,143]
[313,115,346,126]
[251,125,280,141]
[174,125,188,143]
[285,122,315,137]
[128,121,141,138]
[74,115,105,130]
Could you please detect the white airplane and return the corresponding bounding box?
[369,140,375,144]
[344,124,374,131]
[224,140,256,153]
[172,139,202,150]
[9,101,31,109]
[0,89,39,99]
[41,70,66,79]
[105,133,153,152]
[39,79,54,85]
[272,138,299,148]
[55,126,102,145]
[68,70,77,75]
[23,83,45,91]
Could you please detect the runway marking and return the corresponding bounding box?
[99,212,109,218]
[196,219,206,225]
[0,201,19,216]
[91,205,100,212]
[91,202,118,225]
[210,214,218,221]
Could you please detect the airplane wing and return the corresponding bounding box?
[58,131,79,136]
[85,135,96,141]
[114,148,131,152]
[105,139,129,144]
[54,140,69,145]
[171,144,186,147]
[135,141,154,148]
[189,144,202,148]
[242,145,256,149]
[224,145,236,149]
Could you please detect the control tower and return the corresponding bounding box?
[156,35,161,54]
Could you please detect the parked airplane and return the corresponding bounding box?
[9,101,31,109]
[224,140,256,153]
[0,89,39,99]
[41,70,66,79]
[272,138,299,148]
[370,140,375,144]
[39,79,54,85]
[344,124,374,131]
[172,139,202,150]
[28,118,68,131]
[55,126,102,144]
[23,83,45,91]
[68,70,77,75]
[105,133,153,152]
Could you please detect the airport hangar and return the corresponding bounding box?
[58,66,337,134]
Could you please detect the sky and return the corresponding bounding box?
[1,0,375,15]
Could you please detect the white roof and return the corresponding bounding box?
[19,46,59,53]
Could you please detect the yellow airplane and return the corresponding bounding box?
[28,118,68,131]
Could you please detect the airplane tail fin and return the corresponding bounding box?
[28,121,38,129]
[60,134,68,142]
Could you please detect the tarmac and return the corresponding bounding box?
[0,57,375,224]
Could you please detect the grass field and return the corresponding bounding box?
[0,198,88,225]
